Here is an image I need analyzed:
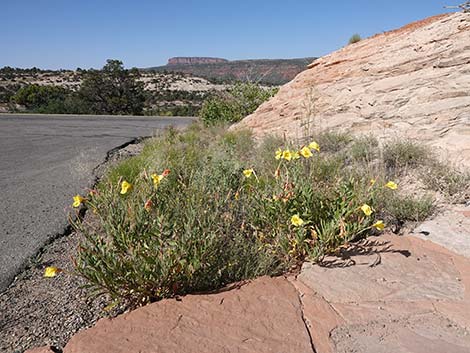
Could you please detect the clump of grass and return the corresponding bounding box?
[72,125,437,307]
[350,136,379,162]
[308,131,352,153]
[380,138,469,203]
[420,161,470,202]
[348,34,362,44]
[379,194,435,223]
[383,139,429,172]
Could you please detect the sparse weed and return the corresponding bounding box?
[420,161,470,202]
[350,136,379,162]
[383,139,429,172]
[378,193,435,224]
[307,131,352,153]
[348,34,362,44]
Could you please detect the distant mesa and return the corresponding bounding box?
[150,57,317,85]
[167,57,229,66]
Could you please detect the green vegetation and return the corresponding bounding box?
[420,160,470,202]
[72,124,437,306]
[11,84,71,113]
[199,82,278,125]
[78,59,146,115]
[383,139,429,171]
[348,34,362,44]
[6,60,146,115]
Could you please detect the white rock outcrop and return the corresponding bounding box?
[236,13,470,167]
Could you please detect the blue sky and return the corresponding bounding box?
[0,0,457,69]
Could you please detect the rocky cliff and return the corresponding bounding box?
[167,57,228,65]
[235,13,470,167]
[150,57,316,85]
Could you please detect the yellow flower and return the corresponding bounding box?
[308,141,320,152]
[72,195,85,208]
[275,148,282,160]
[372,220,385,231]
[151,173,164,186]
[44,266,61,278]
[293,151,300,160]
[120,180,132,194]
[243,169,254,178]
[370,179,376,186]
[282,150,292,161]
[300,146,313,159]
[291,214,305,227]
[385,181,398,190]
[360,204,373,216]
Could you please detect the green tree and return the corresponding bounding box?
[10,84,69,110]
[78,59,146,115]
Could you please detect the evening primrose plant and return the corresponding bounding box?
[71,124,433,306]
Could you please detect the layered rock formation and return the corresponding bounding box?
[167,57,228,65]
[235,13,470,167]
[152,57,316,85]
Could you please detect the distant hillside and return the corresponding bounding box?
[167,57,228,65]
[147,57,317,85]
[0,67,229,116]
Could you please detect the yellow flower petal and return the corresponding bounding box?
[308,141,320,152]
[370,179,376,186]
[293,151,300,160]
[300,146,313,159]
[282,150,292,161]
[44,266,61,278]
[360,204,373,216]
[291,214,305,227]
[372,220,385,231]
[72,195,85,208]
[275,148,282,160]
[151,173,164,186]
[243,169,254,178]
[120,180,132,194]
[385,181,398,190]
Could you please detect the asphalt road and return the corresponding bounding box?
[0,114,195,292]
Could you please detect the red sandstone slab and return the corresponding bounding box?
[297,233,470,353]
[62,277,314,353]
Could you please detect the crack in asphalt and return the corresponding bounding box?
[2,136,147,294]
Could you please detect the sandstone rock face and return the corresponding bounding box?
[62,277,314,353]
[294,233,470,353]
[235,13,470,167]
[167,57,228,65]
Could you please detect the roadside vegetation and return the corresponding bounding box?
[199,82,278,125]
[65,119,469,307]
[29,59,467,309]
[1,61,278,117]
[9,60,146,115]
